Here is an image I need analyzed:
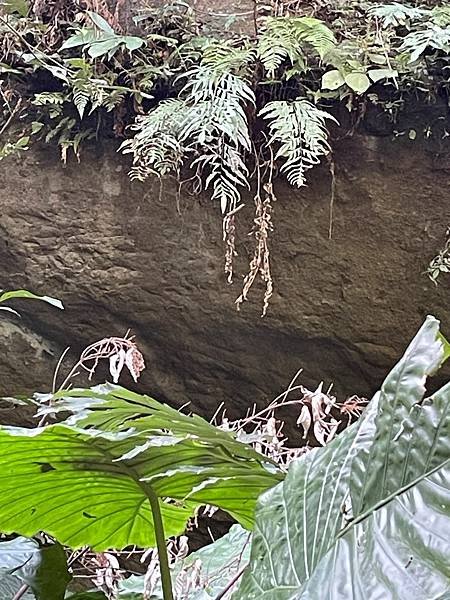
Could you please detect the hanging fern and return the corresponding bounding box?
[122,65,254,214]
[178,67,253,211]
[257,16,336,77]
[201,41,256,75]
[401,24,450,62]
[120,99,186,180]
[259,99,337,187]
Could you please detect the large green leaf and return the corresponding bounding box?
[235,316,450,599]
[298,465,450,599]
[0,388,281,550]
[0,537,70,600]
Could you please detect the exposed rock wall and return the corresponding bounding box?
[1,126,449,426]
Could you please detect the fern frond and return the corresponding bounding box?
[260,99,336,187]
[100,89,126,112]
[201,41,255,75]
[400,24,450,62]
[180,67,253,212]
[193,143,249,214]
[120,99,186,180]
[72,86,90,119]
[258,16,336,77]
[32,92,66,105]
[368,3,428,28]
[431,6,450,27]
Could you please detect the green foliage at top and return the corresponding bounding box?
[234,316,450,599]
[60,11,145,59]
[1,0,450,212]
[257,16,336,77]
[1,2,450,300]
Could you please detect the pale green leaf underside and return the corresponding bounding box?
[0,388,280,550]
[0,427,193,550]
[235,316,450,598]
[0,537,70,600]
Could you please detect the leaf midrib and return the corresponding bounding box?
[339,457,450,539]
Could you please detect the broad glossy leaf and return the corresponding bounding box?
[88,38,121,58]
[344,72,371,93]
[123,36,145,51]
[321,70,344,90]
[60,29,99,51]
[235,317,450,598]
[367,68,398,82]
[0,537,70,600]
[49,385,281,526]
[298,465,450,599]
[0,389,280,550]
[0,425,203,550]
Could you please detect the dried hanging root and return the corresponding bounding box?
[223,212,237,284]
[235,182,275,317]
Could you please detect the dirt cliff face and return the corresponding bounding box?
[0,125,449,427]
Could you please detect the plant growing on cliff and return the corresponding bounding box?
[1,1,450,313]
[427,225,450,285]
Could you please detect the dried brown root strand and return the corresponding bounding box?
[223,213,237,284]
[235,183,275,317]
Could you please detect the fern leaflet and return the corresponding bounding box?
[258,16,336,77]
[121,99,186,180]
[260,99,336,187]
[180,67,254,213]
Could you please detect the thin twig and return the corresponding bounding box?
[52,346,71,393]
[0,16,71,74]
[236,368,303,430]
[0,97,21,136]
[12,584,29,600]
[213,563,248,600]
[327,154,336,240]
